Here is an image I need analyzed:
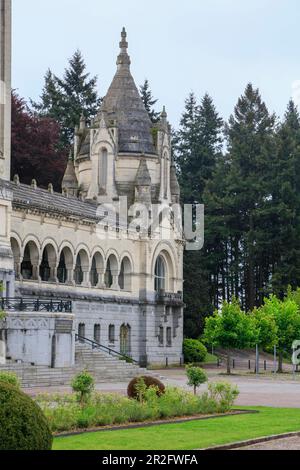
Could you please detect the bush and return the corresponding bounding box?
[186,366,208,395]
[127,376,165,400]
[0,371,21,389]
[0,382,53,450]
[183,339,207,363]
[71,371,95,406]
[208,382,239,413]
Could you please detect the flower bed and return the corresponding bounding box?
[36,383,239,433]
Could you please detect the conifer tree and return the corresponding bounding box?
[175,92,224,337]
[140,79,160,123]
[32,50,101,147]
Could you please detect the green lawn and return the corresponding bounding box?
[53,407,300,450]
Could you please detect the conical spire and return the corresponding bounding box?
[62,150,78,196]
[100,29,155,155]
[136,158,151,187]
[117,27,131,70]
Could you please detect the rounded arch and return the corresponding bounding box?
[90,251,105,287]
[119,256,133,291]
[105,253,119,289]
[152,243,177,293]
[74,249,90,286]
[41,238,59,257]
[21,235,41,257]
[40,243,58,282]
[21,240,40,280]
[120,324,131,355]
[58,245,74,284]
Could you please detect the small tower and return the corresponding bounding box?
[135,157,152,208]
[62,151,78,197]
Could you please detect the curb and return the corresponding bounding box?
[201,431,300,451]
[55,409,258,438]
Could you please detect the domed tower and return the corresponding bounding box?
[74,28,173,208]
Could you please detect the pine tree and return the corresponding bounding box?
[223,83,276,310]
[175,92,224,337]
[271,100,300,295]
[140,79,160,123]
[32,50,101,147]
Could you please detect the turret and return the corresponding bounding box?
[62,151,78,197]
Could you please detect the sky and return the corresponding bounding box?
[12,0,300,128]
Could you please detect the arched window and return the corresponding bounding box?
[109,324,115,344]
[74,254,84,285]
[57,251,67,284]
[155,256,166,292]
[94,324,101,343]
[118,257,132,291]
[105,258,113,288]
[90,257,98,287]
[120,324,131,355]
[40,249,50,282]
[78,323,85,340]
[99,148,108,192]
[21,242,39,280]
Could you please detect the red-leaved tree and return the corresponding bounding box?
[11,91,68,191]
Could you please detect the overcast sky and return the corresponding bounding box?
[12,0,300,127]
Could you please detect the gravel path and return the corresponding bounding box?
[239,436,300,450]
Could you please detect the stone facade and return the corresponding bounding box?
[0,18,184,368]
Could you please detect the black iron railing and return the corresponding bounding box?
[156,291,183,305]
[75,334,139,365]
[1,298,72,313]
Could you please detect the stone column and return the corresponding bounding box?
[96,269,106,289]
[111,269,120,291]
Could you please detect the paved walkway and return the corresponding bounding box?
[25,368,300,408]
[239,436,300,450]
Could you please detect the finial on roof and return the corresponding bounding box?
[161,106,167,119]
[117,27,131,70]
[48,183,54,194]
[31,179,37,189]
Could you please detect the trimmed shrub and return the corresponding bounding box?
[0,371,21,389]
[183,339,207,364]
[127,376,165,400]
[0,382,53,450]
[186,366,208,395]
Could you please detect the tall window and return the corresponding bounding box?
[109,324,115,344]
[158,327,164,346]
[155,256,166,292]
[99,148,108,192]
[78,323,85,340]
[94,324,101,343]
[166,327,172,347]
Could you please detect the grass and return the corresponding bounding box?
[53,407,300,450]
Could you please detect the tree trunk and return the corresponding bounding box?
[278,352,283,373]
[227,353,231,375]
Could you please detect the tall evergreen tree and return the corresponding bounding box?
[32,50,101,147]
[140,79,160,123]
[175,93,224,337]
[222,83,276,310]
[271,100,300,295]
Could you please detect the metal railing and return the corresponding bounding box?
[156,291,183,305]
[1,298,72,313]
[75,334,139,365]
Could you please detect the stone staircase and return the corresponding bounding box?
[0,344,149,388]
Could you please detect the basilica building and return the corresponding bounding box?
[0,0,184,375]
